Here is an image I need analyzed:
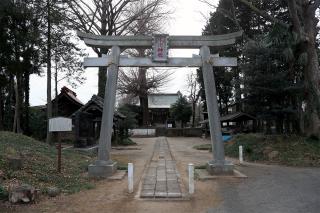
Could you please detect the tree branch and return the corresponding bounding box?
[236,0,289,28]
[287,0,302,35]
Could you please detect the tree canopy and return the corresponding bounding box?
[170,94,192,128]
[198,0,320,135]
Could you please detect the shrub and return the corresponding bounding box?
[29,107,47,140]
[118,138,137,146]
[0,185,8,200]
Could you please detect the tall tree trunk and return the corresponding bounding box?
[138,48,149,126]
[13,75,22,133]
[287,0,320,136]
[192,101,196,127]
[54,61,58,116]
[138,67,149,126]
[303,5,320,136]
[23,69,30,135]
[97,1,109,97]
[218,98,222,113]
[276,118,283,134]
[139,94,149,126]
[18,73,23,132]
[98,66,107,97]
[5,74,15,130]
[235,72,241,112]
[0,86,3,131]
[285,117,290,134]
[97,48,109,97]
[266,120,272,134]
[297,98,304,134]
[46,0,53,144]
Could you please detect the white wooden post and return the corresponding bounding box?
[239,145,243,164]
[188,163,194,194]
[128,163,133,193]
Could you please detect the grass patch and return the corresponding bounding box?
[114,138,137,146]
[225,133,320,167]
[194,164,207,169]
[0,131,96,195]
[193,144,212,151]
[0,185,8,200]
[117,164,128,170]
[119,138,137,146]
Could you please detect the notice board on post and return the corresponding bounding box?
[49,117,72,132]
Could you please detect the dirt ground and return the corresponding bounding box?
[3,137,320,213]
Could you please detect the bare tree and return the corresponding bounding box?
[118,68,172,116]
[36,0,81,144]
[67,0,170,97]
[187,72,200,127]
[118,68,171,93]
[122,0,170,126]
[120,51,171,126]
[52,41,87,116]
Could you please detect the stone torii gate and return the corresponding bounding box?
[78,31,243,178]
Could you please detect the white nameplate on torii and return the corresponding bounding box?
[152,34,169,62]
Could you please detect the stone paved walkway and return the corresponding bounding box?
[140,137,182,198]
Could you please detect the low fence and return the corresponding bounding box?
[130,128,156,137]
[130,127,203,137]
[156,128,203,137]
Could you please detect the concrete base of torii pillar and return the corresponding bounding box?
[206,160,234,175]
[88,160,117,178]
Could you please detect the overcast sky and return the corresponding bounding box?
[29,0,218,106]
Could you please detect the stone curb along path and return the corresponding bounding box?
[140,137,183,198]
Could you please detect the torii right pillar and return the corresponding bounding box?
[200,46,234,175]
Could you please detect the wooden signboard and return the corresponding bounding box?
[49,117,72,132]
[49,117,72,173]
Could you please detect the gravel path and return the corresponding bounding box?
[207,163,320,213]
[167,137,320,213]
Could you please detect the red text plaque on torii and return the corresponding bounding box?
[152,34,169,62]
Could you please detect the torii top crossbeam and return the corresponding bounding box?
[78,31,243,68]
[77,31,243,49]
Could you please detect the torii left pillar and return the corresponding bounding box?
[88,46,120,178]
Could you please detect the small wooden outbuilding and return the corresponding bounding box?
[200,112,256,134]
[52,86,84,117]
[72,95,125,147]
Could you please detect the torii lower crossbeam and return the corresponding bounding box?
[83,56,237,68]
